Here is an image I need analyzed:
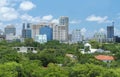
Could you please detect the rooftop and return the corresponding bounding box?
[95,55,114,61]
[5,25,15,28]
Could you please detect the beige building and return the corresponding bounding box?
[53,16,69,42]
[31,22,54,39]
[53,25,67,42]
[31,16,69,42]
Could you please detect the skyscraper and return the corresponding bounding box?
[5,25,16,35]
[22,23,32,38]
[59,16,69,26]
[94,32,106,43]
[107,26,114,38]
[107,22,114,42]
[72,29,82,43]
[53,16,69,42]
[31,23,54,39]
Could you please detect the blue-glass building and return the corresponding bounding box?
[107,26,114,38]
[39,26,53,41]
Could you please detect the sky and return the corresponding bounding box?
[0,0,120,37]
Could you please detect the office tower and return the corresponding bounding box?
[59,16,69,26]
[72,29,82,43]
[5,25,16,35]
[31,23,54,39]
[39,26,53,41]
[53,16,69,42]
[107,26,114,38]
[107,22,114,42]
[59,16,69,41]
[22,23,32,38]
[53,25,66,42]
[93,32,106,43]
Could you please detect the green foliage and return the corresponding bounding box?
[70,63,120,77]
[89,40,100,48]
[0,62,22,77]
[1,39,120,77]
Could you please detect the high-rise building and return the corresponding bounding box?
[31,23,54,39]
[53,25,67,42]
[22,23,32,38]
[31,16,69,42]
[107,26,114,38]
[72,29,82,43]
[5,25,16,35]
[53,16,69,42]
[107,22,114,42]
[93,32,106,43]
[39,26,53,41]
[59,16,69,26]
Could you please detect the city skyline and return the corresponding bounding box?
[0,0,120,37]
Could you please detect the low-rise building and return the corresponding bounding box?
[5,33,17,42]
[34,34,47,43]
[13,46,37,53]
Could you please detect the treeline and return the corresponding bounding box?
[1,62,120,77]
[0,39,120,77]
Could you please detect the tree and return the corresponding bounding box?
[0,62,22,77]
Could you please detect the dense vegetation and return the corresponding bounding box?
[0,39,120,77]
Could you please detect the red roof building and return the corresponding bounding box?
[95,55,114,61]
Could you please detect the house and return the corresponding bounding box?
[81,43,97,54]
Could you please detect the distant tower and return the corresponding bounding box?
[58,16,69,42]
[5,25,16,35]
[23,23,25,29]
[59,16,69,26]
[22,23,32,38]
[72,29,82,43]
[107,22,114,42]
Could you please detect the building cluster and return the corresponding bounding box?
[93,22,120,43]
[0,16,120,43]
[27,16,69,43]
[0,16,71,43]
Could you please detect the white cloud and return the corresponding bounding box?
[81,28,87,35]
[99,28,106,33]
[0,0,8,7]
[51,19,59,24]
[70,20,81,24]
[20,14,41,23]
[21,14,57,23]
[0,0,20,7]
[0,7,18,21]
[42,15,53,21]
[86,15,111,23]
[0,22,3,26]
[20,1,36,11]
